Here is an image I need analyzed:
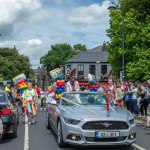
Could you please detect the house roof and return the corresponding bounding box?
[66,45,108,63]
[87,45,104,52]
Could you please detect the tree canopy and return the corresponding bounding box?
[106,0,150,82]
[0,47,31,80]
[40,43,86,70]
[73,44,86,52]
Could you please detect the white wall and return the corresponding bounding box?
[65,63,111,80]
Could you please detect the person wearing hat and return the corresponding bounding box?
[65,75,80,92]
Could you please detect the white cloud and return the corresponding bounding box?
[0,0,42,37]
[0,0,111,68]
[68,1,110,26]
[0,39,45,68]
[51,0,70,4]
[0,39,43,48]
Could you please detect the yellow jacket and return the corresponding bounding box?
[5,86,11,92]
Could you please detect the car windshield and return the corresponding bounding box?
[61,92,106,106]
[0,92,7,103]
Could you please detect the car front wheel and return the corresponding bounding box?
[57,121,66,148]
[46,112,51,129]
[10,123,17,138]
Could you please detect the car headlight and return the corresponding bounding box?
[129,119,135,124]
[64,117,80,125]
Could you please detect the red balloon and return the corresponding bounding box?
[56,80,59,86]
[58,82,63,86]
[60,80,65,83]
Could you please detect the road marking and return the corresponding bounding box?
[132,143,146,150]
[24,115,29,150]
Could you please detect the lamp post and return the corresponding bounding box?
[108,3,125,82]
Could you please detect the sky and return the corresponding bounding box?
[0,0,118,68]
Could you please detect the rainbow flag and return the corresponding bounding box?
[13,73,26,83]
[50,68,63,79]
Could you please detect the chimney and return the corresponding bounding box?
[102,41,106,51]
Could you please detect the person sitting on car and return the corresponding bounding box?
[66,75,80,92]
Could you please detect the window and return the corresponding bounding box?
[67,65,71,70]
[77,65,84,76]
[101,65,107,75]
[89,65,95,76]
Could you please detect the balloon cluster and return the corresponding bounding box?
[55,76,65,99]
[18,80,27,95]
[90,81,97,92]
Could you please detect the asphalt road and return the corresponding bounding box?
[0,110,150,150]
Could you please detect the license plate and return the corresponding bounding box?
[95,131,120,138]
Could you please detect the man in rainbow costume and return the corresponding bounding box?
[22,82,38,125]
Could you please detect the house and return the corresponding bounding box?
[65,44,112,81]
[33,66,49,89]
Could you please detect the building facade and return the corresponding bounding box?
[33,66,49,89]
[65,45,112,81]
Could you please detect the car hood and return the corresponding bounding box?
[61,105,131,120]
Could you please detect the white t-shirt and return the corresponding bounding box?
[97,87,103,94]
[40,91,45,99]
[22,89,37,101]
[132,88,138,99]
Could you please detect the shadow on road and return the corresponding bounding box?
[0,134,14,144]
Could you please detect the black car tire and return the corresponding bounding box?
[57,121,66,148]
[46,112,51,129]
[17,114,19,125]
[0,134,3,142]
[10,123,17,138]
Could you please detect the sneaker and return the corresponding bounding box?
[40,108,43,110]
[28,121,32,125]
[22,113,25,116]
[31,119,35,124]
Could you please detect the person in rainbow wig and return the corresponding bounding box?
[66,75,80,92]
[22,82,38,125]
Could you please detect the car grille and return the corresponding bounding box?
[85,136,127,142]
[82,121,129,130]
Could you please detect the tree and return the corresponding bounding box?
[73,44,86,52]
[40,43,75,70]
[0,47,31,80]
[106,0,150,81]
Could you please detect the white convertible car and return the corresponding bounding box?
[46,92,136,148]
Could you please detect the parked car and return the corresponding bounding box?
[0,118,3,141]
[0,90,19,141]
[46,92,136,147]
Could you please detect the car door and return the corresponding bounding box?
[52,100,60,131]
[47,102,56,129]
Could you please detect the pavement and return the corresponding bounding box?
[0,110,150,150]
